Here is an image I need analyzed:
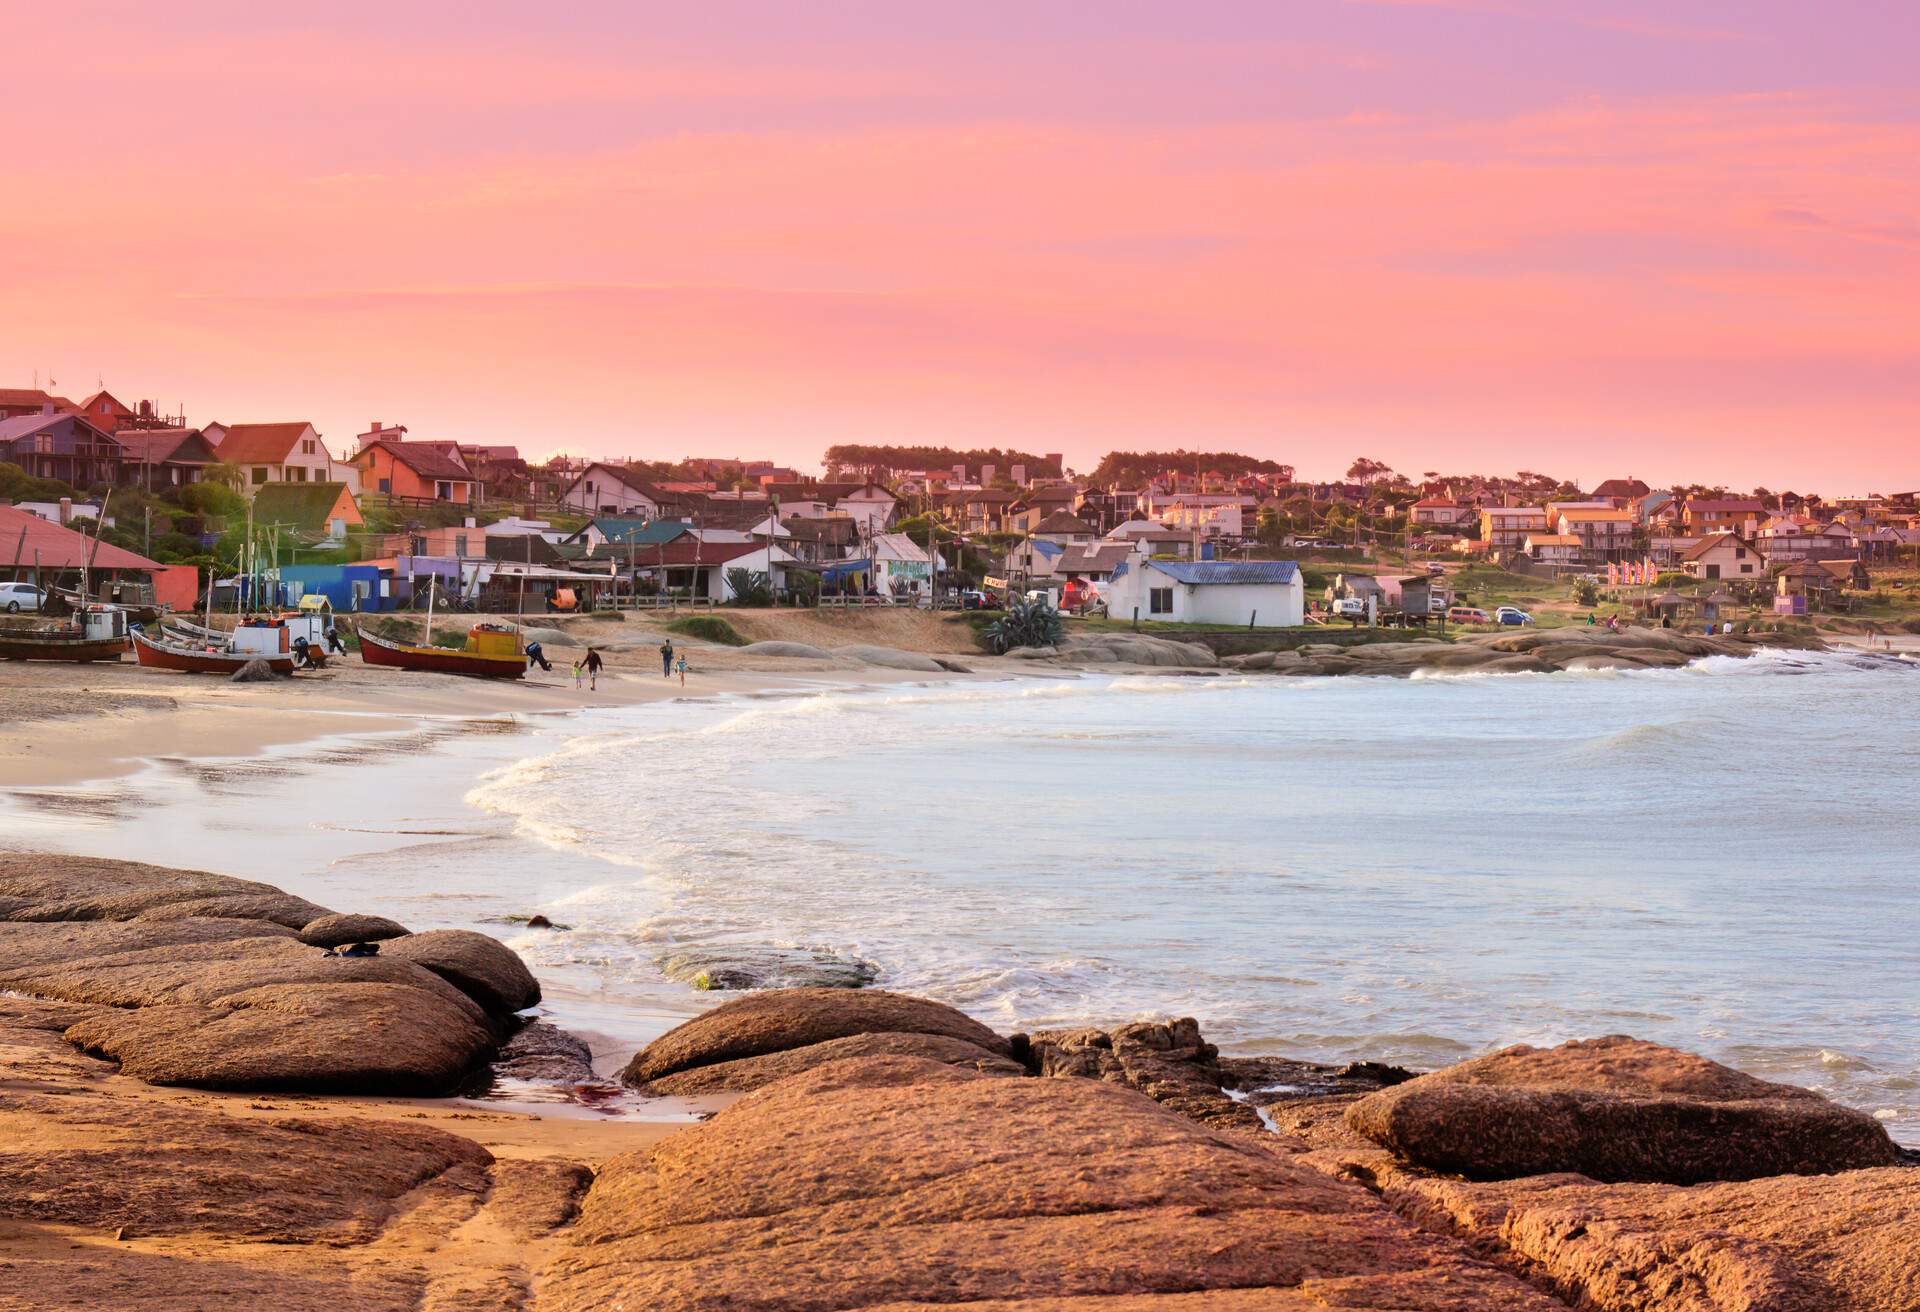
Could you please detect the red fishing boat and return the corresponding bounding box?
[357,623,525,679]
[130,626,296,675]
[0,607,131,663]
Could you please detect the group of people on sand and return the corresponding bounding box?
[521,639,690,689]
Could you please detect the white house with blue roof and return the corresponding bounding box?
[1103,557,1304,627]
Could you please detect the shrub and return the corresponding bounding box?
[980,598,1064,653]
[1572,577,1600,606]
[724,567,774,607]
[668,615,746,647]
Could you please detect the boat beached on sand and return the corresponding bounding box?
[357,623,525,679]
[0,606,132,663]
[131,625,299,675]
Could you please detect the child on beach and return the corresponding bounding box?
[675,655,689,687]
[571,658,584,688]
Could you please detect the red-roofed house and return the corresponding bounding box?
[0,504,196,610]
[213,422,348,496]
[1683,499,1765,539]
[347,440,477,504]
[562,463,679,517]
[0,389,78,421]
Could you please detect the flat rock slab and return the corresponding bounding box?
[1391,1167,1920,1312]
[1347,1035,1898,1182]
[621,987,1012,1085]
[541,1055,1564,1312]
[0,853,328,927]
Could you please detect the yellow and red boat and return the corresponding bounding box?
[357,622,525,679]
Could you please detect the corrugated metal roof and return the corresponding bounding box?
[1147,560,1299,586]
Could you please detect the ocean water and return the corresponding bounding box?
[9,649,1918,1137]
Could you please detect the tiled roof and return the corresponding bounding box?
[1147,560,1299,585]
[251,482,354,530]
[0,504,162,570]
[217,422,315,464]
[357,439,471,481]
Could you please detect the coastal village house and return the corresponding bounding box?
[1105,558,1304,626]
[1554,508,1637,561]
[250,482,363,542]
[114,428,217,489]
[1523,533,1582,566]
[0,412,125,486]
[214,422,349,496]
[0,503,196,610]
[1478,506,1548,553]
[1682,498,1765,539]
[562,463,676,518]
[348,439,477,504]
[1682,533,1763,581]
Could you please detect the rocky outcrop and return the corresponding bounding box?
[0,855,537,1094]
[1221,627,1821,679]
[1347,1036,1899,1182]
[832,643,948,672]
[0,995,592,1312]
[382,928,541,1014]
[1391,1168,1920,1312]
[621,987,1012,1087]
[654,943,877,992]
[1055,633,1220,666]
[296,911,411,947]
[631,1029,1025,1096]
[544,1055,1564,1311]
[1030,1019,1414,1133]
[736,639,834,660]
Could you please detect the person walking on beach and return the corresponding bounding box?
[675,654,689,687]
[660,638,674,678]
[584,647,603,691]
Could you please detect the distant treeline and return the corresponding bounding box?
[1086,450,1292,487]
[823,445,1064,480]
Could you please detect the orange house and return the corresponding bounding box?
[349,439,477,504]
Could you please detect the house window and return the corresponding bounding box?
[301,439,315,455]
[1705,564,1721,579]
[1149,587,1173,615]
[251,466,268,485]
[378,478,392,494]
[436,481,452,500]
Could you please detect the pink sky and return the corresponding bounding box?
[5,1,1917,490]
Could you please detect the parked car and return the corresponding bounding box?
[1495,606,1534,626]
[0,582,46,613]
[1446,605,1491,624]
[959,589,994,611]
[1330,597,1368,618]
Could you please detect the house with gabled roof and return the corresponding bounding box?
[561,462,682,518]
[114,428,218,489]
[251,481,363,541]
[1105,557,1304,626]
[0,412,125,486]
[214,422,349,496]
[348,439,477,504]
[0,388,78,421]
[1682,533,1763,582]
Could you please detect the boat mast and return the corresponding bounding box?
[423,572,436,645]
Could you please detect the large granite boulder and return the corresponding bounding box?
[620,986,1011,1086]
[1347,1036,1898,1182]
[297,912,411,947]
[381,928,541,1014]
[1391,1167,1920,1312]
[632,1029,1024,1096]
[492,1020,597,1084]
[542,1055,1565,1311]
[0,857,537,1094]
[1030,1017,1259,1131]
[832,643,948,672]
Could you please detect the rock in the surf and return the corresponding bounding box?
[619,987,1011,1086]
[543,1055,1566,1312]
[297,912,411,948]
[655,943,877,993]
[1347,1035,1899,1182]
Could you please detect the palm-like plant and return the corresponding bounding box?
[982,598,1064,653]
